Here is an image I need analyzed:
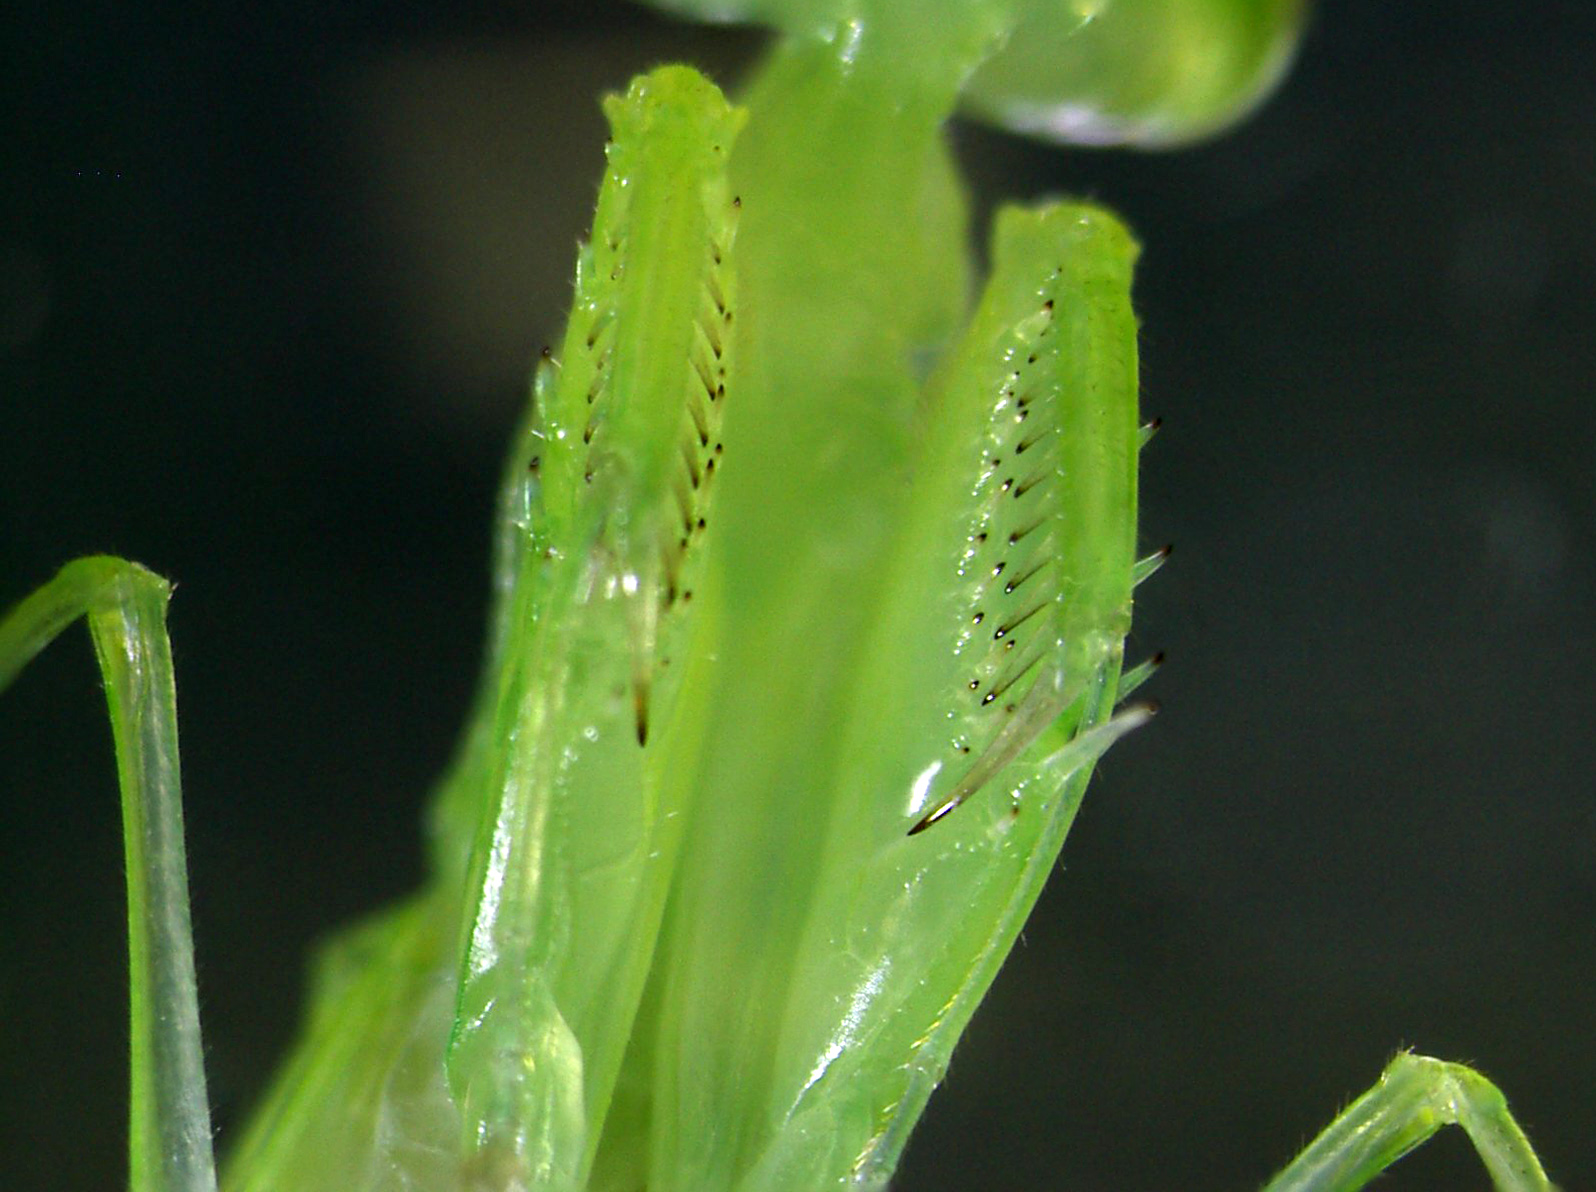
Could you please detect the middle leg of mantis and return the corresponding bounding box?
[1263,1052,1557,1192]
[0,557,217,1192]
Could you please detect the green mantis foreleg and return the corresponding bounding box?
[445,66,746,1189]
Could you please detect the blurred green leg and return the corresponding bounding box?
[1,557,218,1192]
[1262,1052,1555,1192]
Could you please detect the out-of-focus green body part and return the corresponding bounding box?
[649,0,1307,146]
[0,3,1564,1192]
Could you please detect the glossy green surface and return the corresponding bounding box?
[646,0,1309,146]
[962,0,1308,146]
[219,33,1153,1187]
[1,559,216,1192]
[0,2,1561,1190]
[443,68,745,1188]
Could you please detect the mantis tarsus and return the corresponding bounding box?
[0,2,1564,1190]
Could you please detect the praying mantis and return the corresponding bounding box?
[0,0,1565,1189]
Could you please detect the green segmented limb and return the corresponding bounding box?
[904,202,1143,835]
[0,558,217,1192]
[1261,1053,1558,1192]
[444,64,745,1189]
[678,201,1148,1191]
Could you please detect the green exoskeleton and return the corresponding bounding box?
[0,2,1562,1191]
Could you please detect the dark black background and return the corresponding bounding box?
[3,2,1593,1189]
